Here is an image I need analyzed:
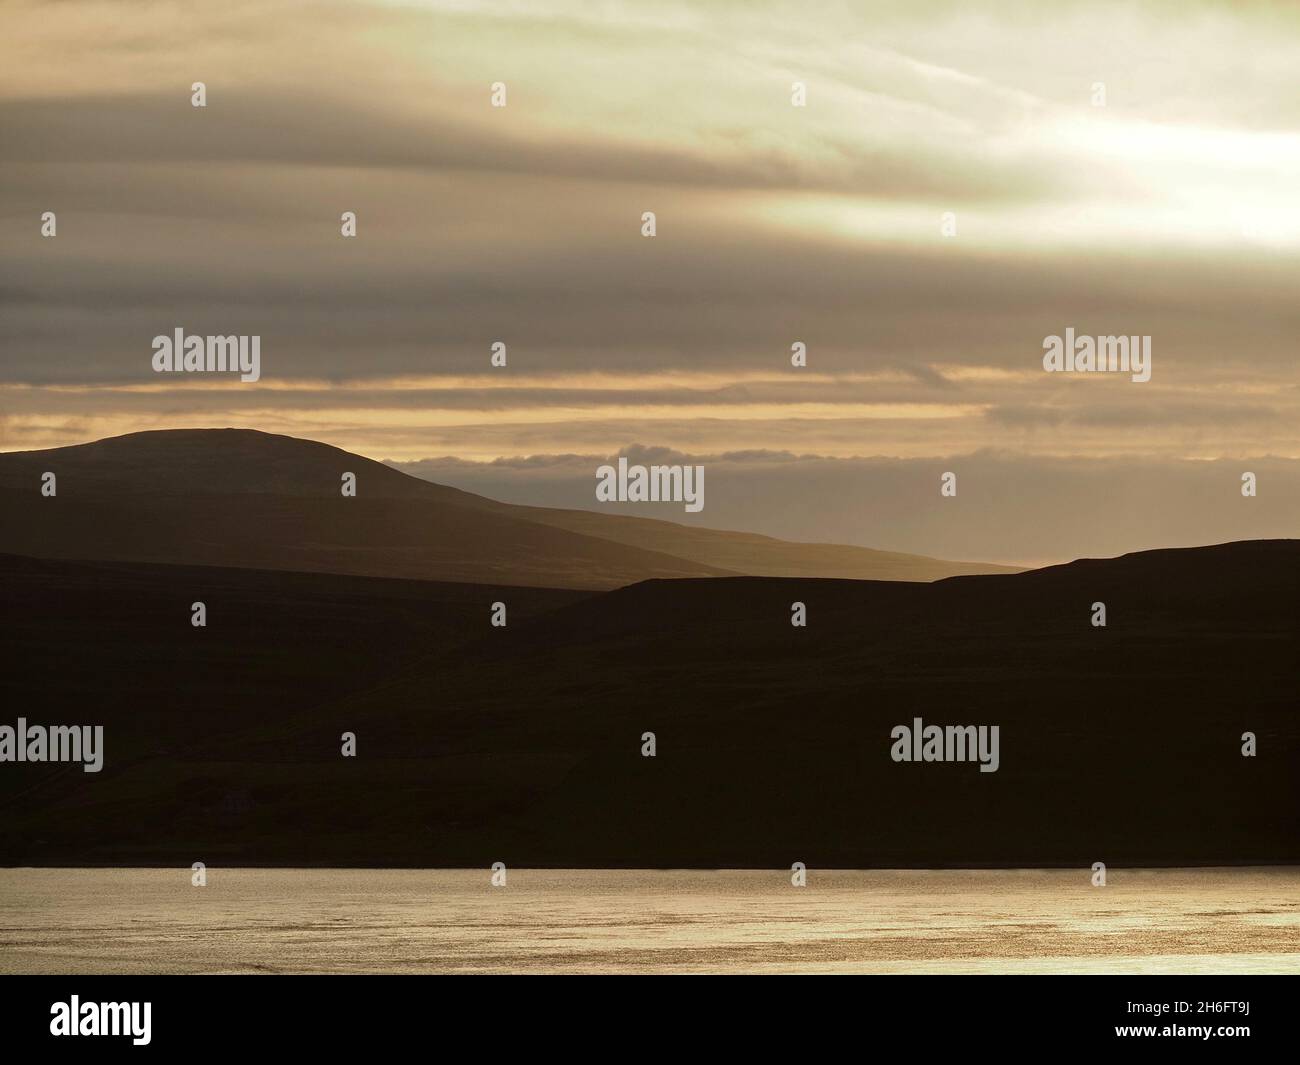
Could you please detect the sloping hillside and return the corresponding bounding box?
[1,540,1294,866]
[0,429,1016,587]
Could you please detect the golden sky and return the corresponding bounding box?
[1,0,1298,560]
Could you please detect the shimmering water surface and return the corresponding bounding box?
[2,867,1297,973]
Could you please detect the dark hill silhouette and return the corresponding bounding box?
[0,540,1294,867]
[0,429,1017,588]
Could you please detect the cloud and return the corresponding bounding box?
[1,0,1297,496]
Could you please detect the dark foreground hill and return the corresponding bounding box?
[0,540,1295,867]
[0,429,1016,588]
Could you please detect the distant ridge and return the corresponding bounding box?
[0,429,1018,589]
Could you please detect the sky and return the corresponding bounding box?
[2,0,1298,564]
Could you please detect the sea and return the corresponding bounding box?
[2,867,1297,974]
